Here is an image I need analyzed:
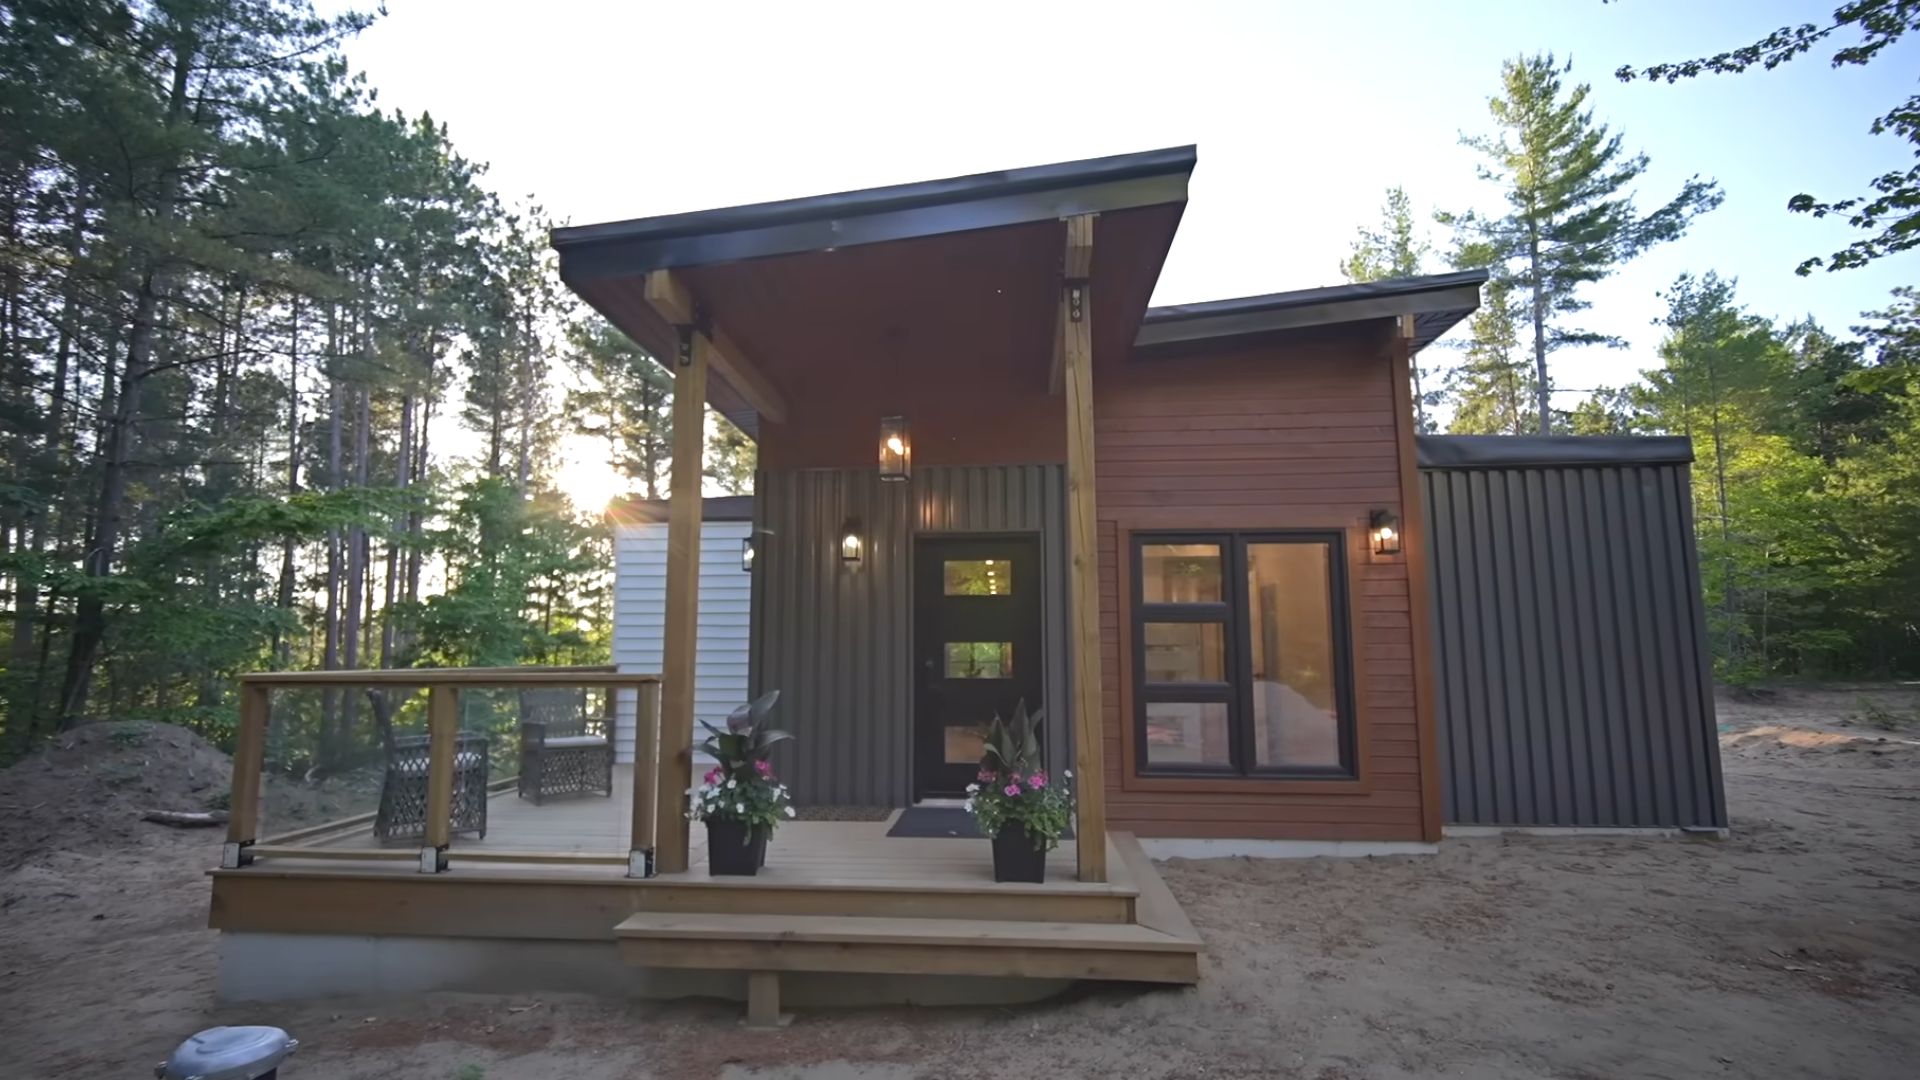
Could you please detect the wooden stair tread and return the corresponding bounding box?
[614,912,1197,953]
[1110,832,1203,946]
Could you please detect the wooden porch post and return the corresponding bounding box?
[654,327,710,874]
[1062,214,1108,882]
[421,684,459,873]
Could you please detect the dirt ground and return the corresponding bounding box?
[2,687,1917,1079]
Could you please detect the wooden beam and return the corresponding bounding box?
[629,680,661,877]
[421,685,460,872]
[655,329,710,874]
[1387,314,1445,844]
[643,270,789,424]
[1061,214,1107,883]
[223,682,270,866]
[1049,216,1096,394]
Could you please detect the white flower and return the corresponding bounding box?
[965,783,980,794]
[963,799,974,812]
[783,806,796,818]
[735,802,745,814]
[726,779,737,790]
[1064,769,1074,778]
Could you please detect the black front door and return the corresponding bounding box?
[913,535,1044,799]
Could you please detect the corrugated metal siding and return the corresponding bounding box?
[752,465,1070,806]
[611,519,752,765]
[1422,462,1727,829]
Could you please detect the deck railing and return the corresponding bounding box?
[223,665,663,876]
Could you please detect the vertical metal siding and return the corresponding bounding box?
[1423,461,1727,829]
[752,465,1070,806]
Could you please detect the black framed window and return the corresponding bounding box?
[1132,532,1357,779]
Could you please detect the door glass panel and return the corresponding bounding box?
[944,642,1012,679]
[1245,542,1343,767]
[944,724,988,764]
[1143,622,1226,682]
[1144,702,1231,767]
[944,559,1012,596]
[1141,543,1222,603]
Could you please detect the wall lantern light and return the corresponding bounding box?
[1370,508,1402,557]
[741,536,756,573]
[840,518,864,564]
[878,415,911,482]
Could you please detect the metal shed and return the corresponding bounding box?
[1418,435,1728,832]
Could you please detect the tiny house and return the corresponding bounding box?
[207,147,1722,1015]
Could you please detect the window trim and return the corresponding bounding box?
[1130,530,1359,781]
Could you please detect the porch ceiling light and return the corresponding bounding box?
[840,518,864,564]
[879,415,910,482]
[1370,508,1402,557]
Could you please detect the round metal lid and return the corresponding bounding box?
[155,1026,298,1080]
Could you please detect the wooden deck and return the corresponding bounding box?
[217,768,1199,995]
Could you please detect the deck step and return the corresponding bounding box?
[613,911,1200,984]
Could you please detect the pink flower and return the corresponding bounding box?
[977,768,997,782]
[1003,783,1022,798]
[1029,772,1048,788]
[754,759,773,777]
[702,768,721,785]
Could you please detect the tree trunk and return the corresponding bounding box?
[1526,233,1551,434]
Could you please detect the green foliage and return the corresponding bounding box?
[1615,1,1920,273]
[1340,186,1442,431]
[1443,53,1721,431]
[689,693,794,833]
[966,701,1073,852]
[697,691,791,779]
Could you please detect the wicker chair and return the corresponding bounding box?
[517,688,614,804]
[373,732,491,844]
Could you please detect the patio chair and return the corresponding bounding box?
[517,688,614,804]
[372,732,491,844]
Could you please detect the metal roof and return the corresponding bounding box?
[606,494,756,526]
[552,145,1198,277]
[1135,269,1489,354]
[1417,434,1695,469]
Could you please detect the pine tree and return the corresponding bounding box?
[1444,278,1536,435]
[1340,186,1441,431]
[1443,53,1722,433]
[705,416,757,495]
[564,320,674,500]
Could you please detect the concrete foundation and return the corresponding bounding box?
[1444,825,1732,840]
[216,932,1071,1007]
[1138,837,1440,860]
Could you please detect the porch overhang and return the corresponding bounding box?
[1133,269,1489,358]
[550,146,1197,437]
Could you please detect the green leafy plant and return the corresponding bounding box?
[686,690,795,837]
[966,700,1073,852]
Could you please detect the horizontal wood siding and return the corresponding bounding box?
[1096,335,1430,841]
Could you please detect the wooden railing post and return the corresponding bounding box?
[421,684,459,873]
[222,681,270,868]
[629,679,661,877]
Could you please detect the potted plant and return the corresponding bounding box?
[686,690,794,876]
[964,700,1072,883]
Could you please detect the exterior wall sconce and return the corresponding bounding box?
[840,518,864,564]
[878,415,910,482]
[741,536,755,573]
[1370,508,1403,557]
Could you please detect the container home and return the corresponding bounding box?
[205,147,1722,1019]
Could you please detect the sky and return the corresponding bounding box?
[330,0,1918,497]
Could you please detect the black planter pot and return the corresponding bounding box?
[991,828,1047,884]
[706,819,767,876]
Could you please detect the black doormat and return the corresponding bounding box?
[885,805,1072,840]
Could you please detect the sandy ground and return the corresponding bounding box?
[2,687,1917,1079]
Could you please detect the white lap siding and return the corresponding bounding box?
[612,518,753,765]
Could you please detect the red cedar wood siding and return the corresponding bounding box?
[1094,332,1437,842]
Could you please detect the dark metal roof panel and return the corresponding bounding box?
[1418,435,1695,470]
[1135,269,1488,355]
[552,145,1198,276]
[607,494,756,526]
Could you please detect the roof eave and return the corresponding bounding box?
[1134,270,1489,354]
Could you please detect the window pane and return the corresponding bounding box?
[945,724,987,764]
[1143,622,1226,682]
[1246,542,1343,768]
[944,559,1011,596]
[1144,702,1231,767]
[1141,543,1222,603]
[944,642,1012,679]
